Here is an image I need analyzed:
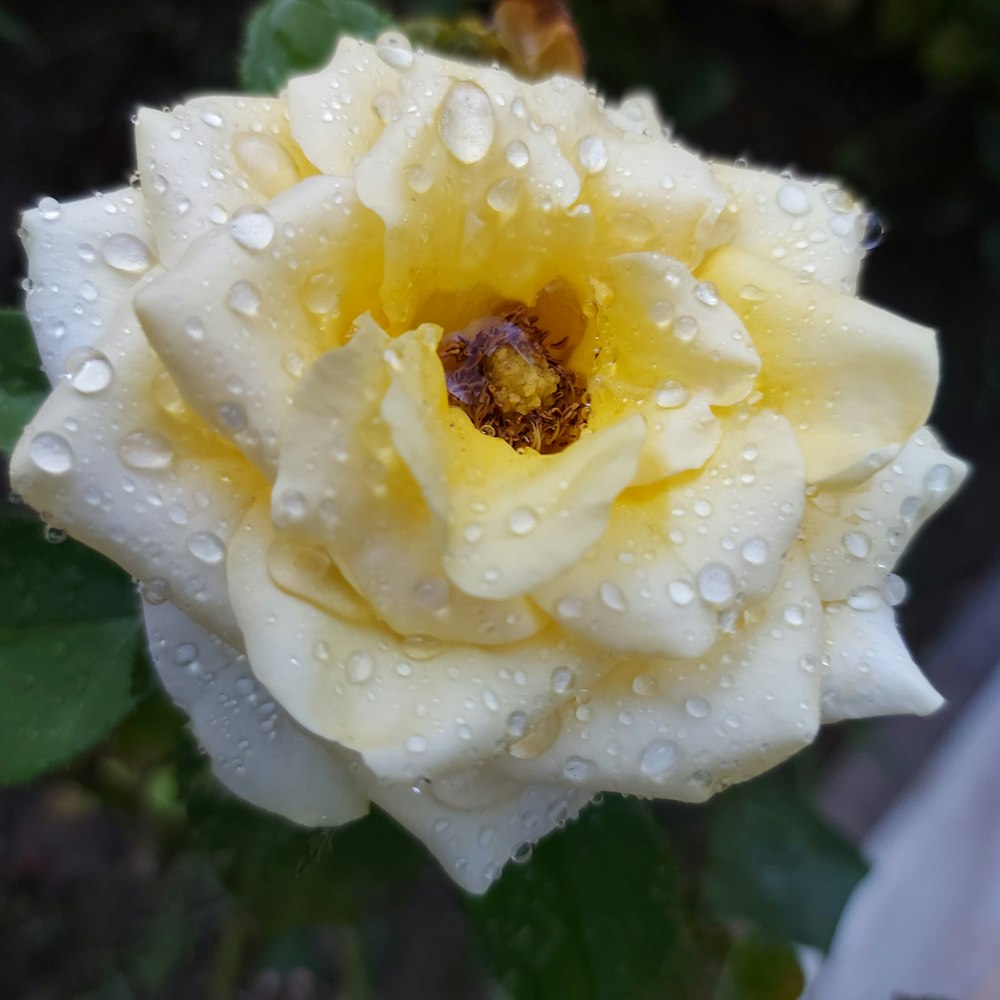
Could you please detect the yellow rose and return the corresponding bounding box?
[11,34,965,892]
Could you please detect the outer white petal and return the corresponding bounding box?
[803,427,968,602]
[145,600,368,825]
[10,279,261,647]
[711,162,866,293]
[701,247,939,485]
[134,176,383,479]
[135,95,306,266]
[271,317,545,644]
[227,498,610,783]
[501,551,823,798]
[532,411,806,659]
[21,188,156,382]
[820,601,943,723]
[366,766,588,894]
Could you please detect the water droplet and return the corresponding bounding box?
[654,381,688,408]
[882,573,908,606]
[118,430,174,470]
[140,577,171,605]
[562,756,592,782]
[174,643,198,666]
[599,581,628,612]
[79,280,99,303]
[685,696,710,718]
[217,402,247,430]
[29,432,75,475]
[486,177,520,213]
[44,526,66,544]
[693,281,720,306]
[556,595,584,619]
[229,205,275,250]
[842,531,871,559]
[668,580,694,606]
[439,81,495,164]
[225,280,261,318]
[693,498,713,518]
[674,315,699,342]
[576,134,608,173]
[302,272,341,315]
[406,734,428,754]
[847,586,882,611]
[37,196,61,221]
[856,212,884,251]
[346,650,374,683]
[697,563,735,605]
[375,30,414,69]
[414,576,450,611]
[783,603,805,626]
[101,233,154,273]
[640,740,678,780]
[508,506,538,536]
[925,463,954,495]
[66,347,113,394]
[511,841,533,864]
[740,536,769,566]
[187,531,226,564]
[776,183,810,216]
[551,666,574,694]
[505,711,528,738]
[505,140,530,169]
[404,164,432,194]
[822,188,854,214]
[738,284,768,302]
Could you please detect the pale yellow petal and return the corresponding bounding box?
[227,498,609,782]
[10,279,260,647]
[135,95,306,266]
[700,247,938,484]
[134,176,383,478]
[21,188,156,381]
[271,317,546,644]
[711,161,866,292]
[500,550,823,799]
[803,427,968,602]
[820,601,943,722]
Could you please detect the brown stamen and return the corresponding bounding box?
[438,308,589,454]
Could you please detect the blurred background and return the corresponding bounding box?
[0,0,998,996]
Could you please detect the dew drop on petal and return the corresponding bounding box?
[30,432,74,475]
[599,581,628,612]
[693,281,720,306]
[101,233,154,274]
[508,506,538,536]
[685,696,710,718]
[486,177,520,213]
[302,272,341,316]
[37,196,61,221]
[697,563,735,606]
[66,347,113,394]
[187,531,226,564]
[674,315,699,342]
[551,666,574,694]
[229,205,275,250]
[776,183,810,216]
[346,650,374,683]
[740,536,769,566]
[439,81,495,164]
[225,280,262,318]
[505,140,530,169]
[842,531,871,559]
[847,586,882,611]
[118,430,174,471]
[668,580,694,606]
[654,380,687,408]
[375,30,414,69]
[882,573,908,606]
[640,740,678,780]
[576,135,608,174]
[925,463,954,495]
[562,756,592,782]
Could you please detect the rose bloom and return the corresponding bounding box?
[11,33,965,891]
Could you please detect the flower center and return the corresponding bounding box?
[438,307,589,454]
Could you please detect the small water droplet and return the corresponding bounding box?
[508,506,538,536]
[738,284,768,302]
[562,756,592,782]
[668,580,694,606]
[693,281,720,306]
[576,134,608,173]
[674,315,699,342]
[118,430,174,471]
[882,573,908,606]
[405,734,428,754]
[740,536,769,566]
[346,650,374,683]
[556,595,584,619]
[551,666,574,694]
[697,563,735,605]
[486,177,520,213]
[216,402,247,430]
[685,696,710,718]
[856,212,885,251]
[66,347,113,394]
[648,299,674,329]
[654,380,688,408]
[37,196,61,221]
[187,531,226,564]
[225,280,261,318]
[302,272,341,316]
[439,81,495,164]
[776,183,810,216]
[925,463,954,495]
[842,531,871,559]
[505,140,530,169]
[783,603,805,626]
[847,586,882,611]
[599,580,628,611]
[505,711,528,738]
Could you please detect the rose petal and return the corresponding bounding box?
[10,281,261,646]
[21,188,156,381]
[145,599,369,824]
[380,325,646,601]
[577,252,761,407]
[531,410,805,658]
[134,176,383,478]
[700,247,938,484]
[820,600,943,722]
[272,316,546,643]
[136,95,309,266]
[803,427,968,602]
[712,162,866,293]
[500,550,823,798]
[366,766,588,894]
[227,497,609,782]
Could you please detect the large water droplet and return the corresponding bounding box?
[740,536,769,566]
[225,280,262,318]
[562,756,592,782]
[486,177,520,213]
[66,347,113,394]
[697,563,735,605]
[842,531,871,559]
[925,463,954,495]
[187,531,226,564]
[37,196,61,221]
[640,740,678,780]
[505,140,530,169]
[776,183,810,216]
[229,205,275,250]
[30,432,74,475]
[101,233,154,274]
[375,30,414,69]
[508,506,538,536]
[118,430,174,470]
[576,134,608,174]
[847,586,882,611]
[439,81,495,164]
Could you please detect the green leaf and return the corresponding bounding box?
[701,765,868,951]
[713,934,804,1000]
[241,0,394,93]
[467,795,699,1000]
[0,513,141,785]
[0,309,46,455]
